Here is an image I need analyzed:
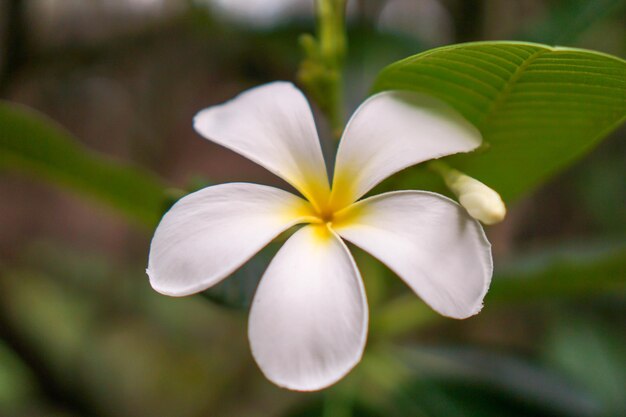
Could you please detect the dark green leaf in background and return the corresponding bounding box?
[521,0,626,45]
[200,240,282,309]
[0,101,168,227]
[545,319,626,416]
[0,341,35,410]
[354,346,600,417]
[374,239,626,338]
[489,239,626,302]
[373,41,626,202]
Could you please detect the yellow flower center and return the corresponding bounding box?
[294,197,362,234]
[288,167,365,234]
[315,205,334,224]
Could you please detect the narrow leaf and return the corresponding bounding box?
[0,101,167,227]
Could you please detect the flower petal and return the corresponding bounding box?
[194,82,330,208]
[333,191,492,319]
[249,225,368,391]
[330,91,482,209]
[147,183,314,296]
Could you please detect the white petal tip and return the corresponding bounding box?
[146,268,208,298]
[258,353,363,392]
[458,303,484,319]
[266,372,351,392]
[437,299,484,320]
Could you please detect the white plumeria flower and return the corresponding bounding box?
[147,82,493,391]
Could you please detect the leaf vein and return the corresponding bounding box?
[478,50,548,129]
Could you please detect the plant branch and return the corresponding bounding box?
[298,0,347,139]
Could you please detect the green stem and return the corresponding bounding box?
[427,160,455,181]
[317,0,347,62]
[298,0,347,140]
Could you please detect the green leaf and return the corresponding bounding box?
[0,101,168,227]
[372,41,626,202]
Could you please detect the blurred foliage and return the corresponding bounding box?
[0,101,168,228]
[571,133,626,235]
[545,318,626,416]
[0,242,258,417]
[355,345,600,417]
[490,239,626,302]
[521,0,626,45]
[0,341,35,410]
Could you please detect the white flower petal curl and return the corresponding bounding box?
[147,182,314,297]
[331,91,482,208]
[249,225,368,391]
[333,191,492,319]
[193,81,330,207]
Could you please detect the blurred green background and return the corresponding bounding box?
[0,1,625,416]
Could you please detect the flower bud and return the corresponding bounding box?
[430,161,506,225]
